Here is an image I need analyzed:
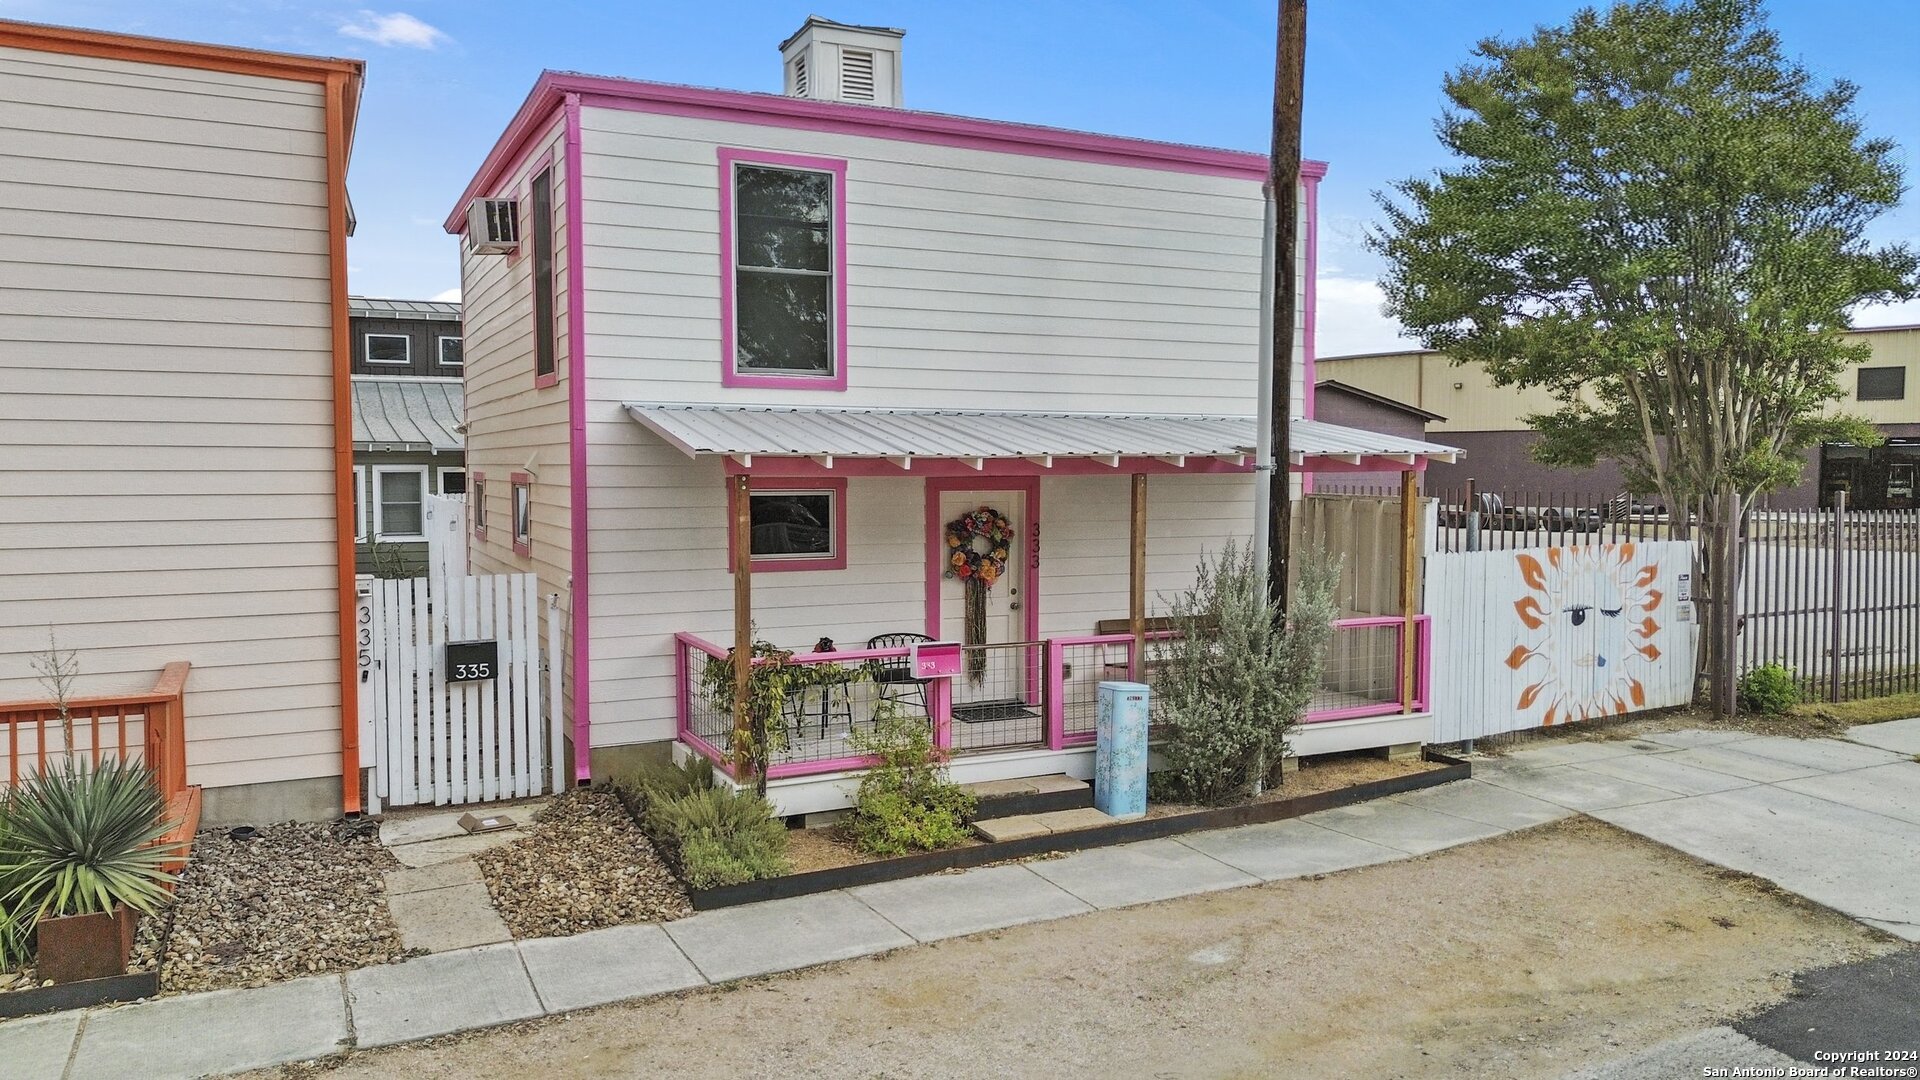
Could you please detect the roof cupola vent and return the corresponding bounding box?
[779,16,904,107]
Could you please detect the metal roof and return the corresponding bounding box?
[348,296,462,322]
[623,403,1460,468]
[352,377,464,452]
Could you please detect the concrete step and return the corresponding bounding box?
[963,774,1092,820]
[973,806,1120,843]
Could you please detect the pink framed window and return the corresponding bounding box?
[718,148,848,391]
[511,472,532,557]
[471,471,488,540]
[727,476,848,572]
[528,163,560,389]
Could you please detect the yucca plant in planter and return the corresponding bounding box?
[0,759,181,984]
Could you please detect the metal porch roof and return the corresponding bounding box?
[348,296,463,322]
[623,403,1459,467]
[352,377,464,452]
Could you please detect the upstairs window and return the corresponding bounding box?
[723,152,845,387]
[365,334,411,365]
[373,466,427,541]
[438,336,464,367]
[530,167,557,383]
[1859,366,1906,401]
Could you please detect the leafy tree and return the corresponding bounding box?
[1370,0,1915,707]
[1375,0,1913,511]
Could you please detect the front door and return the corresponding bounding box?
[936,488,1027,708]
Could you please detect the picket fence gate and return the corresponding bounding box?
[359,570,562,810]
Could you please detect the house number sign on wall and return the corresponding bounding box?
[446,640,499,682]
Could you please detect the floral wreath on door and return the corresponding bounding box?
[944,506,1015,681]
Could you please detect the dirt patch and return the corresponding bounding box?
[140,819,412,994]
[1465,703,1866,755]
[1146,749,1444,817]
[475,791,690,938]
[249,818,1898,1080]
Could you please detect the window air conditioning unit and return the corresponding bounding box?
[466,198,520,255]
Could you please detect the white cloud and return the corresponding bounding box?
[339,11,448,50]
[1315,275,1421,358]
[431,287,461,303]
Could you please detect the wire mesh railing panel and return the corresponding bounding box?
[1058,637,1137,742]
[951,642,1045,753]
[680,639,936,771]
[1310,622,1402,717]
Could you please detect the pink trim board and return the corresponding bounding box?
[716,148,849,391]
[448,71,1328,232]
[564,92,593,782]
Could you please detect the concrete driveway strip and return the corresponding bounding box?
[70,974,349,1080]
[1708,734,1906,773]
[517,923,706,1014]
[1475,762,1684,812]
[662,890,914,983]
[1176,817,1407,880]
[1499,740,1673,768]
[1025,837,1257,909]
[1595,784,1920,942]
[1778,761,1920,828]
[1630,744,1824,784]
[1845,717,1920,756]
[1389,778,1577,829]
[1568,752,1759,796]
[1638,728,1760,750]
[347,943,542,1049]
[849,863,1092,942]
[0,1009,83,1080]
[1301,798,1509,855]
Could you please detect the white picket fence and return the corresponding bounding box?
[1425,540,1698,743]
[424,493,468,581]
[365,572,562,807]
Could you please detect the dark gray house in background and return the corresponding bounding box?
[1311,380,1446,490]
[349,297,465,575]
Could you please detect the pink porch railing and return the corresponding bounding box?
[676,615,1432,781]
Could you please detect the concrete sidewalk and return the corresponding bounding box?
[5,720,1915,1079]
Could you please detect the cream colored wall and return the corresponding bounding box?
[0,45,342,790]
[1321,326,1920,431]
[458,116,577,724]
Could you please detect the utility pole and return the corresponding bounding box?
[1267,0,1305,613]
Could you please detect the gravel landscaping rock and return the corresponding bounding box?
[133,819,417,993]
[475,790,690,939]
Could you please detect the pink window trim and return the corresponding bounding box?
[471,470,488,541]
[510,471,533,558]
[726,475,850,573]
[717,148,849,392]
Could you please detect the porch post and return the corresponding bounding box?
[1399,469,1418,714]
[1130,472,1147,680]
[730,473,753,774]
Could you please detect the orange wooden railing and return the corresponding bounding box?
[0,662,199,873]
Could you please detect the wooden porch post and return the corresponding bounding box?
[730,473,753,774]
[1130,472,1147,680]
[1399,469,1418,714]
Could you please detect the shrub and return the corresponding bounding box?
[620,756,714,808]
[845,706,976,856]
[0,758,179,921]
[1739,663,1801,715]
[635,785,789,890]
[1151,542,1342,804]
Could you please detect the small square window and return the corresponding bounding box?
[438,336,464,367]
[365,334,411,365]
[734,481,845,571]
[1859,366,1906,402]
[439,468,466,496]
[373,466,427,540]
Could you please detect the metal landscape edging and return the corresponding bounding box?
[683,749,1471,910]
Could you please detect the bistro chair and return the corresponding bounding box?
[866,632,934,720]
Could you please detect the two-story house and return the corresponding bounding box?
[447,19,1459,812]
[349,296,466,576]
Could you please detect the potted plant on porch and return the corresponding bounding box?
[0,758,181,984]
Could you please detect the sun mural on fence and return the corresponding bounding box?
[1504,544,1664,725]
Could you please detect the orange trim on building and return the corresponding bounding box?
[3,18,367,813]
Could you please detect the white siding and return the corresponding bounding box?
[0,46,341,789]
[458,118,577,726]
[569,105,1299,751]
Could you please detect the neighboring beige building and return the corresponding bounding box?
[1320,324,1920,509]
[0,21,365,820]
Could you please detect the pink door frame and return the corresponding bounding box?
[923,477,1043,704]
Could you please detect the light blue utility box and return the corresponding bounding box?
[1094,680,1150,819]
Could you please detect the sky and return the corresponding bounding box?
[6,0,1918,354]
